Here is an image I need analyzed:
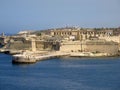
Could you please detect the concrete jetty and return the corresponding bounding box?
[12,51,115,64]
[70,52,110,57]
[12,54,36,64]
[12,51,70,64]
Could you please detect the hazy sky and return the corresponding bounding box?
[0,0,120,33]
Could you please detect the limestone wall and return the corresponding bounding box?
[36,41,60,51]
[60,44,86,52]
[8,40,31,50]
[60,41,86,52]
[60,41,119,55]
[99,36,120,43]
[86,44,118,54]
[36,41,44,50]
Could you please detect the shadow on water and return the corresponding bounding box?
[12,62,37,68]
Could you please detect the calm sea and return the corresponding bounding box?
[0,53,120,90]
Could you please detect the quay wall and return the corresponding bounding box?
[86,44,118,55]
[60,41,119,55]
[60,44,86,52]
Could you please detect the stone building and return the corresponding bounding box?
[50,27,113,40]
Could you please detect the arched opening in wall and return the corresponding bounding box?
[52,42,60,51]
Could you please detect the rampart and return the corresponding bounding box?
[60,40,119,55]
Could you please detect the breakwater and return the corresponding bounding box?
[12,51,119,64]
[12,51,70,64]
[1,48,120,64]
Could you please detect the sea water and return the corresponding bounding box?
[0,53,120,90]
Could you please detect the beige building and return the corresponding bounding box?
[50,27,113,40]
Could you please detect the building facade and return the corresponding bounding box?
[50,27,113,40]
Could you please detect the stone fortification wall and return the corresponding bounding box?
[60,41,86,52]
[99,36,120,43]
[60,40,119,55]
[36,41,44,50]
[8,39,60,51]
[86,42,119,55]
[8,40,31,50]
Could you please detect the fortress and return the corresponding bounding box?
[0,27,120,57]
[50,27,113,40]
[1,27,120,64]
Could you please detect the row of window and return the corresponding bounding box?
[53,31,112,35]
[54,32,72,35]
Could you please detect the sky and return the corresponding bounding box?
[0,0,120,33]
